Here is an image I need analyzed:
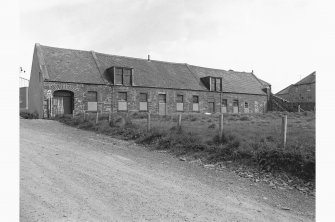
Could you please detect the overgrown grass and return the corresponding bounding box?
[54,111,315,181]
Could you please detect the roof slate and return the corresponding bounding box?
[38,44,267,95]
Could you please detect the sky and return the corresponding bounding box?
[19,0,334,93]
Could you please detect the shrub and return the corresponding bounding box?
[20,111,38,119]
[256,149,315,180]
[208,123,216,129]
[137,128,167,145]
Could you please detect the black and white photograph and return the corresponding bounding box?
[2,0,334,221]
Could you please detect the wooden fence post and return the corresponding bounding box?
[83,111,86,121]
[219,113,224,141]
[281,115,287,149]
[96,111,99,124]
[72,110,75,118]
[178,114,182,128]
[147,112,151,131]
[298,105,301,112]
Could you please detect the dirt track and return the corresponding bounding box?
[20,119,314,221]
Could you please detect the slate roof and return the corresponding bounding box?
[276,71,316,95]
[37,44,267,95]
[294,71,316,85]
[188,65,266,95]
[276,85,292,95]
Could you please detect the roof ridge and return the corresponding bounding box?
[95,51,187,66]
[39,44,91,54]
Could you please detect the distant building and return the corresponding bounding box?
[19,77,29,111]
[275,72,315,111]
[28,43,271,118]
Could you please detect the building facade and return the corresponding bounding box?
[28,44,270,118]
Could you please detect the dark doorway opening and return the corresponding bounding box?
[53,90,74,116]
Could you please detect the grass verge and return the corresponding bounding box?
[54,112,315,182]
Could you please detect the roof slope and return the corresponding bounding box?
[40,45,104,84]
[95,53,205,90]
[276,85,292,95]
[188,65,266,95]
[295,71,316,85]
[275,71,316,94]
[37,44,266,94]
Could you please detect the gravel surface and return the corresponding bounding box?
[20,119,315,221]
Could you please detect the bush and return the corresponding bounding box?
[256,149,315,180]
[208,123,216,129]
[20,111,38,119]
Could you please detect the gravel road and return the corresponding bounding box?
[20,119,314,221]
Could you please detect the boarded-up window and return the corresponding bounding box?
[208,102,215,113]
[115,68,123,84]
[216,78,221,92]
[87,91,97,111]
[118,92,127,111]
[176,95,183,111]
[192,95,199,111]
[139,93,148,111]
[123,69,131,86]
[211,78,215,91]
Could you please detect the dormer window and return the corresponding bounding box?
[211,77,222,91]
[105,66,133,85]
[200,76,222,91]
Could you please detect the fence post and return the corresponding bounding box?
[147,112,151,131]
[96,111,99,124]
[178,114,182,128]
[281,115,287,149]
[83,111,86,121]
[298,105,300,112]
[72,110,75,118]
[219,113,224,141]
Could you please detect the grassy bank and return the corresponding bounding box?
[54,111,315,182]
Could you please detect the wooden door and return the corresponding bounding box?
[158,94,166,115]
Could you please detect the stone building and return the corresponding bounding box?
[276,72,315,102]
[275,72,315,111]
[28,44,271,118]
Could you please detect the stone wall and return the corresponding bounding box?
[42,82,268,117]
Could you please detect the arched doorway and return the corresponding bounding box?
[53,90,74,115]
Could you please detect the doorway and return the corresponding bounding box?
[53,90,74,116]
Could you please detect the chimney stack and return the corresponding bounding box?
[148,54,150,61]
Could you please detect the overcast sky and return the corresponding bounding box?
[19,0,333,93]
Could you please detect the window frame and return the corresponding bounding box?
[192,95,199,112]
[176,94,184,112]
[87,91,98,111]
[117,92,128,111]
[139,93,148,111]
